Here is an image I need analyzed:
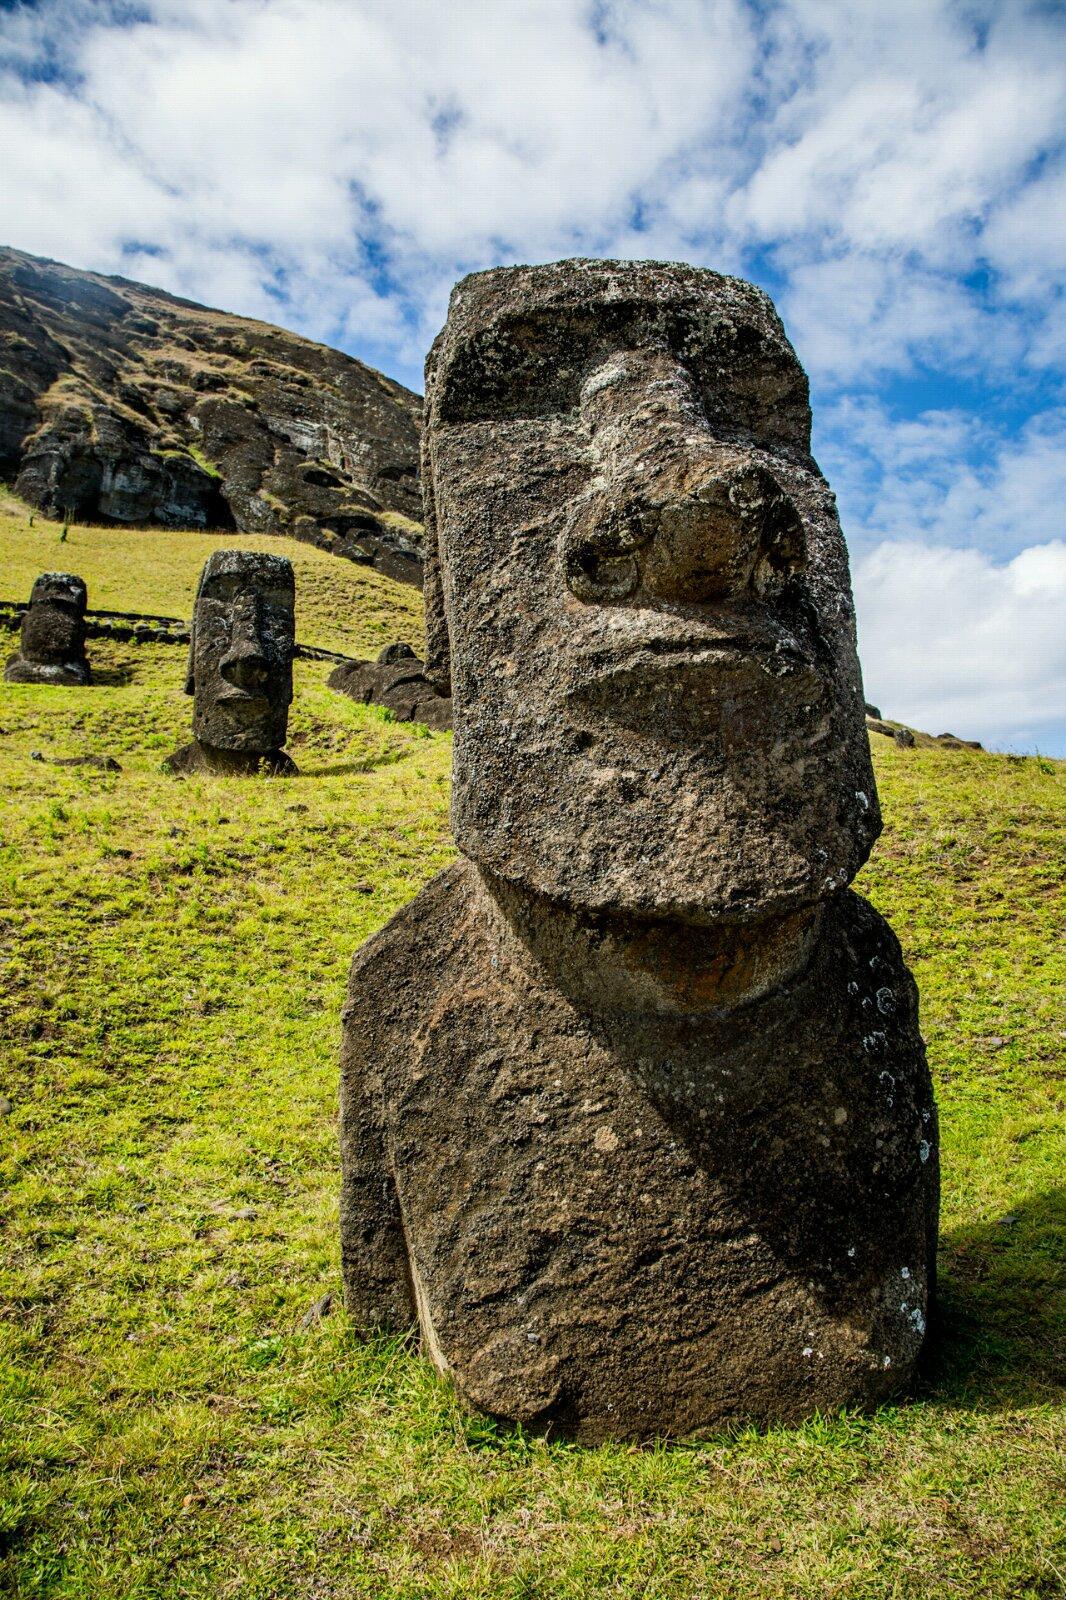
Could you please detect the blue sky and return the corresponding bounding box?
[1,0,1063,751]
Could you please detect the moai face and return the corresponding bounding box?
[21,572,88,669]
[423,260,880,925]
[185,551,295,752]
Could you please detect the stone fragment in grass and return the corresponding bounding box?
[301,1293,333,1327]
[48,752,121,771]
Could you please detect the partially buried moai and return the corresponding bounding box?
[166,550,297,775]
[340,260,939,1441]
[5,572,91,685]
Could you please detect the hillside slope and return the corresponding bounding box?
[0,505,1062,1598]
[0,247,423,581]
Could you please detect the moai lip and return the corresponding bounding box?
[341,260,939,1441]
[165,549,297,775]
[5,572,91,685]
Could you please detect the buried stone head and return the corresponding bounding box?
[341,260,938,1441]
[5,572,91,686]
[166,550,297,775]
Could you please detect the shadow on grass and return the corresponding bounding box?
[90,663,136,687]
[297,755,410,777]
[921,1185,1064,1410]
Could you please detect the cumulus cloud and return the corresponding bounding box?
[854,540,1066,752]
[818,403,1066,559]
[0,0,1063,747]
[1,0,1062,378]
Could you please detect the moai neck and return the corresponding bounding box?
[477,866,825,1018]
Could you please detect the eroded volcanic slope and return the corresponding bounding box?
[0,247,424,583]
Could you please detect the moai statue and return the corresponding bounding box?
[166,550,297,775]
[340,261,939,1441]
[5,572,91,685]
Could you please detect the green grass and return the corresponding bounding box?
[1,502,1063,1598]
[156,445,222,482]
[1,495,423,659]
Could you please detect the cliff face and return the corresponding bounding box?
[0,247,424,583]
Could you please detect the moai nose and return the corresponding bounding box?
[219,596,271,690]
[220,645,269,691]
[566,351,804,605]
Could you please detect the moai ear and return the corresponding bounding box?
[420,400,452,698]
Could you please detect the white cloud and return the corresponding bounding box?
[982,156,1066,300]
[778,254,1026,385]
[0,0,1063,747]
[0,0,1062,382]
[819,402,1066,560]
[739,1,1064,261]
[854,539,1066,752]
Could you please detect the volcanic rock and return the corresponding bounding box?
[328,643,452,730]
[0,246,423,583]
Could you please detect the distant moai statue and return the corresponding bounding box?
[5,572,91,685]
[166,550,297,775]
[340,261,939,1441]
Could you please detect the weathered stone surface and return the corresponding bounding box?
[0,247,423,582]
[328,643,453,730]
[48,753,121,771]
[342,864,938,1440]
[5,571,91,685]
[340,259,938,1441]
[164,550,296,774]
[423,259,879,924]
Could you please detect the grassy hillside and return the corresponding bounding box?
[1,504,1063,1599]
[0,496,424,659]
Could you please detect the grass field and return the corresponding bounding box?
[1,504,1063,1598]
[0,498,423,660]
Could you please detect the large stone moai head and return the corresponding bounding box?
[423,260,880,925]
[185,550,295,754]
[5,572,91,685]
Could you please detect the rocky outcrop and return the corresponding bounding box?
[865,712,983,751]
[328,643,453,730]
[0,247,423,583]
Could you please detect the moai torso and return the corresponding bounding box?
[166,550,297,775]
[5,572,91,685]
[340,260,939,1440]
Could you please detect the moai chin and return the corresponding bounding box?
[340,261,939,1441]
[166,550,297,775]
[5,572,91,685]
